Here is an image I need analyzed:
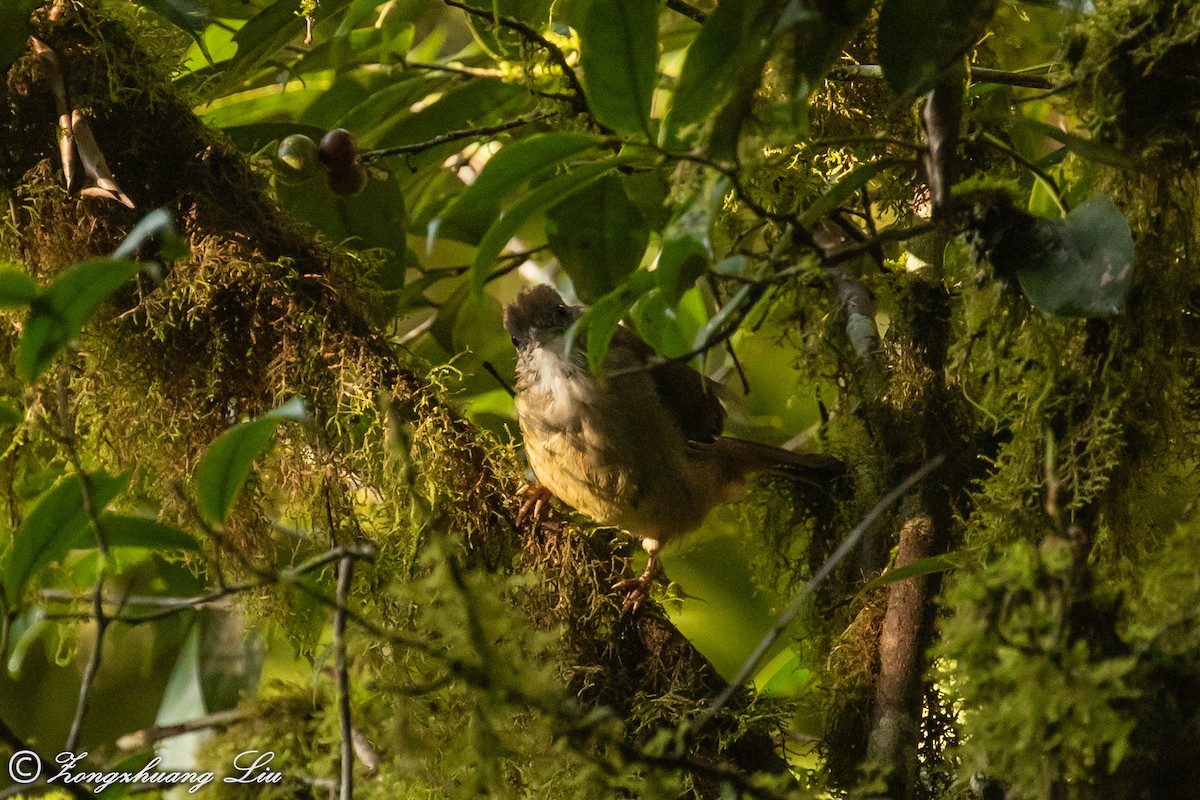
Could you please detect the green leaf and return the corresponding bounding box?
[113,208,189,263]
[877,0,998,97]
[432,132,602,245]
[661,0,778,148]
[1013,116,1134,170]
[656,174,728,304]
[466,0,554,58]
[1016,196,1135,318]
[0,264,38,308]
[194,398,308,523]
[574,0,660,136]
[754,647,812,696]
[0,402,22,427]
[17,259,140,384]
[0,1,38,72]
[856,553,958,600]
[798,159,900,227]
[75,515,200,552]
[2,472,130,607]
[568,269,656,374]
[471,156,635,294]
[546,174,649,303]
[6,607,46,677]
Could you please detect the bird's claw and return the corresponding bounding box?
[612,553,659,615]
[515,483,555,528]
[612,571,654,614]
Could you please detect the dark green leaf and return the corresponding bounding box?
[661,0,777,148]
[471,156,635,293]
[0,265,38,308]
[198,609,264,711]
[194,398,308,524]
[877,0,997,97]
[1016,196,1135,317]
[546,174,650,303]
[1014,116,1134,170]
[2,472,129,607]
[656,174,729,304]
[466,0,554,57]
[367,79,529,167]
[857,553,958,599]
[0,402,22,427]
[72,515,200,552]
[17,259,141,384]
[0,2,37,73]
[567,269,656,374]
[781,0,871,99]
[132,0,213,62]
[574,0,660,136]
[432,132,603,245]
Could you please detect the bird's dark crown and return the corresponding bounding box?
[503,285,577,346]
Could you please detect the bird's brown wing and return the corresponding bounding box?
[608,325,725,445]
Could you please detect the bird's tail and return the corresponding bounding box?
[715,436,845,485]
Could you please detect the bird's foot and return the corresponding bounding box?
[515,483,556,528]
[613,548,660,614]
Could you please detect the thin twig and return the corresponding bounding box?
[830,63,1056,90]
[361,112,551,162]
[689,455,946,737]
[116,708,255,751]
[335,556,354,800]
[665,0,707,23]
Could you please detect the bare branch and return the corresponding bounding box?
[665,0,707,23]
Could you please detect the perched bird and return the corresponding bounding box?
[503,284,843,610]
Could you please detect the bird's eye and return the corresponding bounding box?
[554,304,570,321]
[510,335,521,347]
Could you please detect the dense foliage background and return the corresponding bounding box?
[1,0,1199,798]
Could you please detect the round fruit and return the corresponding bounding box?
[318,128,358,171]
[275,134,320,183]
[327,163,368,197]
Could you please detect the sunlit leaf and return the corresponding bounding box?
[194,398,308,524]
[798,159,898,227]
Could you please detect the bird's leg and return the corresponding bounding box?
[613,537,661,614]
[515,483,555,527]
